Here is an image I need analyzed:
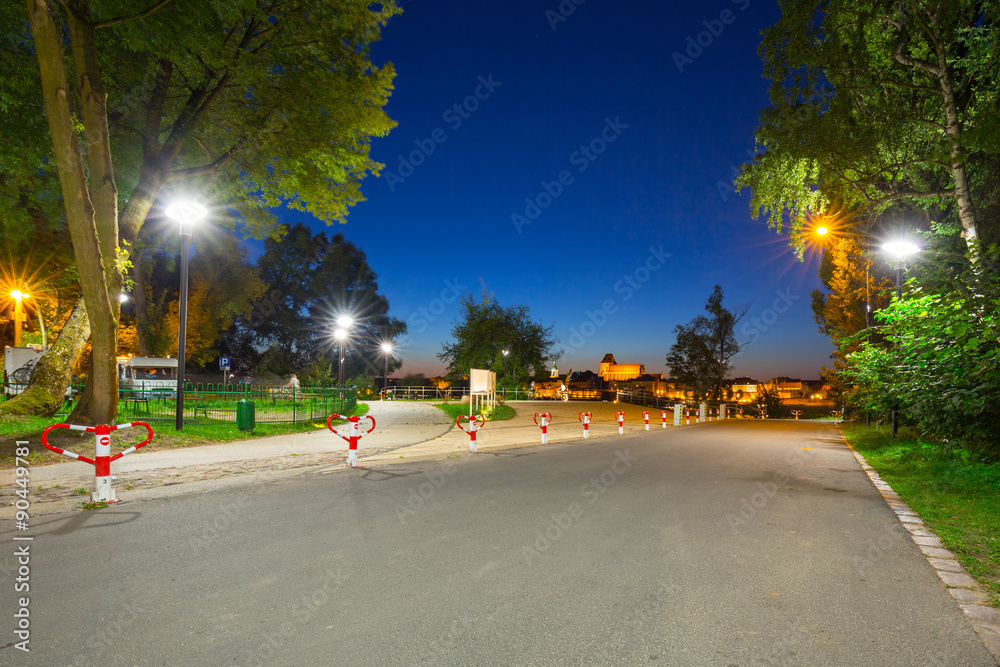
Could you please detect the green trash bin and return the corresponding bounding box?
[236,400,255,433]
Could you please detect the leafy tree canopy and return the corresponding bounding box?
[438,293,554,382]
[666,285,750,403]
[737,0,1000,253]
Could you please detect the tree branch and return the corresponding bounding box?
[94,0,174,30]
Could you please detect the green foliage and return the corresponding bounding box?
[754,381,785,418]
[843,425,1000,603]
[433,402,515,423]
[737,0,1000,249]
[348,373,376,398]
[666,285,749,402]
[438,292,554,381]
[233,223,406,378]
[845,238,1000,452]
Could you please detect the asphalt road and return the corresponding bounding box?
[2,420,993,665]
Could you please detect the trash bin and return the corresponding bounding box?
[236,400,255,433]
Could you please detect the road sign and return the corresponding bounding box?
[219,356,230,369]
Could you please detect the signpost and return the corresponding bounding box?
[219,356,230,384]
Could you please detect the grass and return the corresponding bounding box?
[841,424,1000,606]
[0,403,368,469]
[433,402,516,423]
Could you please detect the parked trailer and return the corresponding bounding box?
[118,356,178,398]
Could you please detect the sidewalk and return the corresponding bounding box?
[0,400,700,516]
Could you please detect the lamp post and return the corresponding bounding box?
[381,342,393,399]
[334,314,353,389]
[9,290,28,347]
[166,200,207,431]
[814,224,874,426]
[502,349,509,400]
[882,239,920,438]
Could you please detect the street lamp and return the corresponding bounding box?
[502,349,509,399]
[9,290,28,347]
[883,239,920,438]
[381,342,393,399]
[166,200,207,431]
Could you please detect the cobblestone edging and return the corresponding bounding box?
[849,446,1000,664]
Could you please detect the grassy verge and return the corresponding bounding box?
[0,403,368,469]
[433,402,516,422]
[841,424,1000,606]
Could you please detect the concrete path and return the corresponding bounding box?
[0,400,453,514]
[5,420,995,665]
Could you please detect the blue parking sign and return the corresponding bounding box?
[219,356,230,369]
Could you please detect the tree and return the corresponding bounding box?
[6,0,400,420]
[234,223,406,379]
[438,293,554,382]
[666,286,750,402]
[736,0,1000,254]
[844,233,1000,452]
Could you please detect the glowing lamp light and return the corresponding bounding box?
[336,314,353,328]
[165,200,208,228]
[882,240,920,259]
[815,226,828,236]
[381,342,393,353]
[334,328,348,340]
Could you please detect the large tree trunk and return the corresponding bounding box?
[0,298,90,417]
[28,0,120,425]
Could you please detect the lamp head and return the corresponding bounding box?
[381,342,393,353]
[10,290,27,303]
[815,226,828,236]
[882,240,920,259]
[166,200,207,234]
[334,328,348,341]
[336,314,353,328]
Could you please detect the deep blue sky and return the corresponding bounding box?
[270,0,833,380]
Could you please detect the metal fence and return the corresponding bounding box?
[2,382,356,426]
[381,386,533,401]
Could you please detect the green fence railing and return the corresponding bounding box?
[2,382,357,426]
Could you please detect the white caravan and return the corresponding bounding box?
[118,356,178,398]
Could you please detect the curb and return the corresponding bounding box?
[848,446,1000,664]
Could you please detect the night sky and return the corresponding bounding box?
[255,0,833,380]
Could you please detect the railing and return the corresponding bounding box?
[2,382,356,425]
[380,386,533,401]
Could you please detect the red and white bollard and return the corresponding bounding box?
[661,409,668,428]
[685,409,690,425]
[643,411,650,431]
[616,411,625,435]
[327,414,377,467]
[578,412,592,438]
[457,414,486,452]
[534,412,552,444]
[42,422,154,503]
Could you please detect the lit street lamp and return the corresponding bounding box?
[381,342,393,399]
[166,200,207,431]
[883,239,920,438]
[9,290,29,347]
[502,348,509,399]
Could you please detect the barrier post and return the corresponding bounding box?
[643,411,650,431]
[616,412,625,435]
[792,410,803,420]
[661,409,668,428]
[699,402,707,423]
[41,421,154,503]
[720,403,727,420]
[533,412,551,444]
[685,408,690,425]
[674,403,682,426]
[578,412,592,439]
[327,414,377,467]
[457,414,486,453]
